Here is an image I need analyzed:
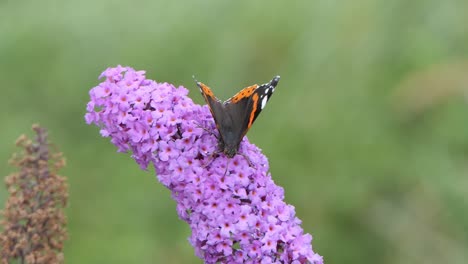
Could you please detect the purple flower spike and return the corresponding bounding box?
[85,66,323,264]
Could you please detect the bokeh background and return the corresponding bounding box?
[1,1,468,263]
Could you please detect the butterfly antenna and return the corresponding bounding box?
[202,151,216,169]
[240,152,254,168]
[202,148,224,169]
[224,158,231,176]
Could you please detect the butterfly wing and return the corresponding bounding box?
[196,80,225,132]
[225,75,280,142]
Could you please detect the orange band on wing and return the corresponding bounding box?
[199,82,215,97]
[247,93,259,129]
[229,84,258,103]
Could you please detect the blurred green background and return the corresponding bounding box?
[1,0,468,263]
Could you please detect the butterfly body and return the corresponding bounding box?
[196,76,280,158]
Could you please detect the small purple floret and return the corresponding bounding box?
[85,66,323,264]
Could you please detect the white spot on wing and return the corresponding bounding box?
[261,95,268,109]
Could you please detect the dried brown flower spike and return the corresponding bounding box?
[1,125,68,264]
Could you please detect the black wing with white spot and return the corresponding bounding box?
[224,75,280,141]
[243,75,280,132]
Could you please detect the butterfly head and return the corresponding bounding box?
[221,141,239,158]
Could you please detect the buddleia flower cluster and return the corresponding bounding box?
[85,66,323,264]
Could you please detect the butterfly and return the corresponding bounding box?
[195,76,280,160]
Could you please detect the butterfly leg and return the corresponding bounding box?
[194,122,218,139]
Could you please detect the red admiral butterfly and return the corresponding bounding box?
[195,76,280,159]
